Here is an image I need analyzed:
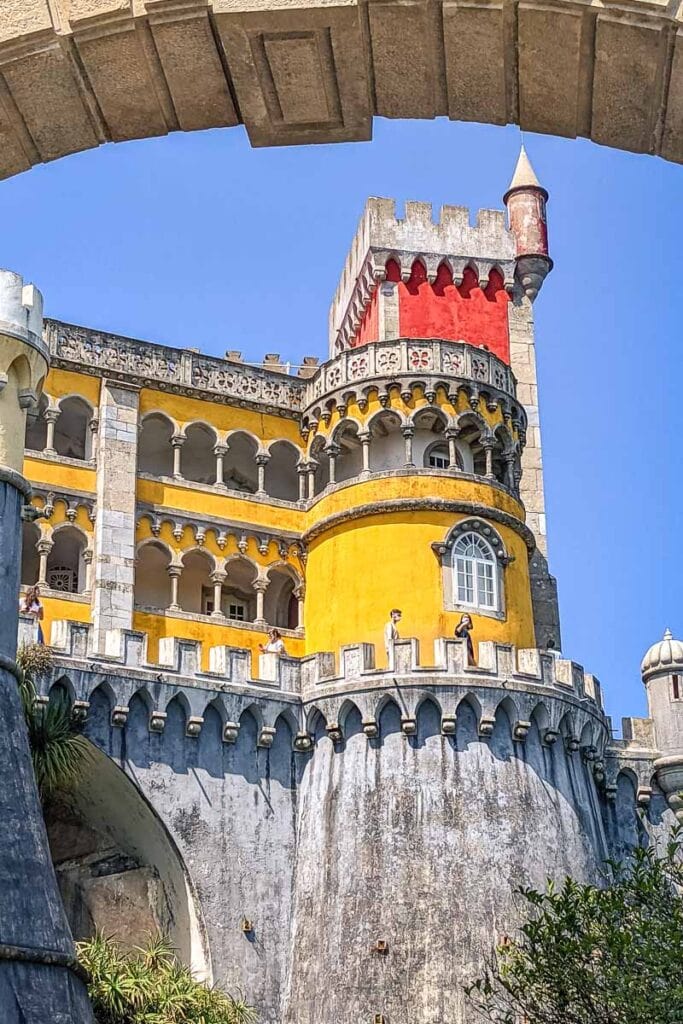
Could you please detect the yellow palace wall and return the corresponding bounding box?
[24,367,536,667]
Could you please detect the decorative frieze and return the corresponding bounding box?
[45,320,306,417]
[303,339,516,421]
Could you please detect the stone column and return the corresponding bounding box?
[359,431,371,474]
[36,537,52,586]
[167,564,181,611]
[82,548,94,596]
[91,380,139,653]
[254,578,269,626]
[214,444,227,489]
[44,408,59,455]
[210,570,226,618]
[294,584,305,629]
[297,464,307,501]
[256,453,269,495]
[445,429,458,471]
[307,465,316,499]
[171,434,184,480]
[0,270,93,1021]
[326,443,340,485]
[402,426,415,467]
[88,416,99,461]
[482,438,495,479]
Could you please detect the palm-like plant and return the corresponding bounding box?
[16,643,91,799]
[77,933,257,1024]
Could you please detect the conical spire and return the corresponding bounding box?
[504,145,547,203]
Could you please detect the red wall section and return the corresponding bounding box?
[398,262,510,363]
[351,287,380,348]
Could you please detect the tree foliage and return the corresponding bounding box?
[16,642,91,799]
[77,933,257,1024]
[466,827,683,1024]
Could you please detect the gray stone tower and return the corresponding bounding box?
[641,629,683,820]
[0,271,92,1022]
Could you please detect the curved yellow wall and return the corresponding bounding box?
[304,477,534,664]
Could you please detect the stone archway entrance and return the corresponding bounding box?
[45,741,211,981]
[0,0,681,178]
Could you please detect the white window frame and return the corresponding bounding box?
[427,446,450,470]
[227,601,247,622]
[451,532,499,613]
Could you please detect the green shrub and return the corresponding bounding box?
[16,642,91,799]
[78,933,257,1024]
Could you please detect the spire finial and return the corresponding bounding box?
[505,145,544,199]
[664,627,673,641]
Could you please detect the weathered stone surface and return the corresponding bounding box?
[0,0,682,171]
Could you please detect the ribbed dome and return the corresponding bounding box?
[641,628,683,679]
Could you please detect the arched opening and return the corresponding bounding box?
[333,421,363,482]
[25,393,48,452]
[46,527,88,594]
[493,425,514,488]
[457,415,487,475]
[368,410,403,472]
[138,413,174,477]
[181,423,217,484]
[45,740,209,975]
[224,432,258,493]
[310,436,330,494]
[412,407,452,470]
[21,522,41,586]
[134,542,172,611]
[264,565,299,629]
[178,550,214,615]
[221,557,258,622]
[54,396,93,461]
[265,441,299,501]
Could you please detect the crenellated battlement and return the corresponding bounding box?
[22,616,609,744]
[329,198,517,354]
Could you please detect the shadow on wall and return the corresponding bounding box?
[85,682,299,793]
[45,740,211,980]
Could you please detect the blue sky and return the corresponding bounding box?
[2,118,680,727]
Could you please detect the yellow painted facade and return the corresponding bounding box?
[24,364,536,665]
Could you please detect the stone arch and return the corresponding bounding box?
[45,742,210,978]
[378,697,402,739]
[224,431,259,493]
[416,695,442,743]
[178,548,216,615]
[25,392,49,452]
[338,699,363,738]
[309,435,330,494]
[331,417,364,483]
[454,693,481,748]
[46,524,89,594]
[135,539,173,611]
[222,555,259,622]
[455,410,490,476]
[138,411,175,477]
[411,405,451,470]
[181,421,218,485]
[264,440,300,501]
[49,674,77,705]
[264,562,301,630]
[0,0,681,183]
[367,407,406,473]
[53,395,94,461]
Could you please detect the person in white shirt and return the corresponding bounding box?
[384,609,402,658]
[259,628,286,655]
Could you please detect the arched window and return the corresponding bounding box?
[452,532,498,611]
[427,445,449,470]
[46,527,87,593]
